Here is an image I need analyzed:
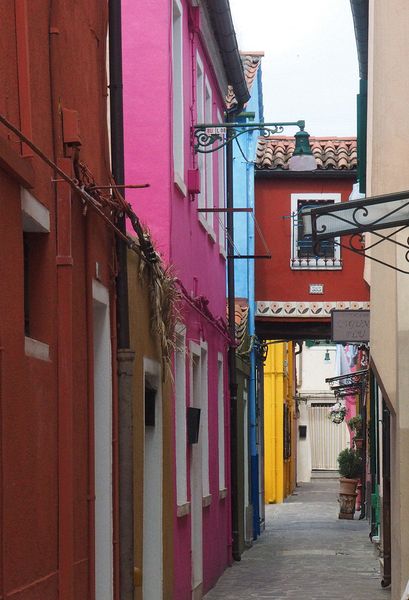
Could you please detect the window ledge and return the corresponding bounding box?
[174,172,187,197]
[25,337,50,361]
[290,259,342,271]
[219,488,228,500]
[198,213,216,242]
[202,494,212,508]
[177,502,191,518]
[219,245,226,260]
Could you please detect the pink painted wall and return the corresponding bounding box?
[122,0,232,597]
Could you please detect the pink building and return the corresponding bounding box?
[122,1,248,598]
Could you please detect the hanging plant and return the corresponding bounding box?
[328,400,347,424]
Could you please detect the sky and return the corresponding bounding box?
[229,0,359,137]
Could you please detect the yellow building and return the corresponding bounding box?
[264,341,296,504]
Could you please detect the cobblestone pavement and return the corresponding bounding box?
[205,478,390,600]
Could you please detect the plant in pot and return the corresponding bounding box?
[337,447,362,519]
[348,415,363,449]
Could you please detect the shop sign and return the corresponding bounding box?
[331,309,370,343]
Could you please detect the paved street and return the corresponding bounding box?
[205,478,390,600]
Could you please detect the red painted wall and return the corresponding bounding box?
[0,3,117,599]
[255,176,370,303]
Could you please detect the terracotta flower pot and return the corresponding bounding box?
[339,477,359,495]
[354,437,364,450]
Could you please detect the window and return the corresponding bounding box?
[175,326,187,508]
[21,188,50,360]
[172,0,184,192]
[217,110,226,256]
[217,354,225,492]
[196,54,205,212]
[290,193,341,270]
[204,79,213,231]
[196,56,216,239]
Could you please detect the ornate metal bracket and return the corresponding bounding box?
[193,120,305,154]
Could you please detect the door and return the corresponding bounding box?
[308,403,349,470]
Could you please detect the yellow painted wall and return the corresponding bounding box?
[264,341,296,504]
[128,249,173,600]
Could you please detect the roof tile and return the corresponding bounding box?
[256,136,357,170]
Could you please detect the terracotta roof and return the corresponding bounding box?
[226,52,264,109]
[256,136,357,171]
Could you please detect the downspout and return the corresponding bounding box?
[108,2,135,599]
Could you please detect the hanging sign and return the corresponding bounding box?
[331,309,370,343]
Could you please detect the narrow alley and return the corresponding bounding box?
[205,477,390,600]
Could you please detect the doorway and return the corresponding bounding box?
[143,358,163,600]
[308,403,349,470]
[93,282,113,600]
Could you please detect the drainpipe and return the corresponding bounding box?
[109,2,135,599]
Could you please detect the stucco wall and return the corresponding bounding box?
[367,2,409,597]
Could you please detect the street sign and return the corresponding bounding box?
[331,309,370,343]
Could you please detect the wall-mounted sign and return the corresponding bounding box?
[204,127,226,135]
[331,309,370,343]
[309,283,324,295]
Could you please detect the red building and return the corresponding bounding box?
[254,136,370,340]
[0,3,121,599]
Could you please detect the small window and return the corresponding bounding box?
[297,200,335,259]
[290,193,342,270]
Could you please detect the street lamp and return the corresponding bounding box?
[193,119,317,173]
[288,128,317,171]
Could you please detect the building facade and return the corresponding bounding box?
[0,2,122,599]
[351,1,409,596]
[122,1,248,598]
[231,52,266,542]
[254,136,370,499]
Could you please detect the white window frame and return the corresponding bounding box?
[200,342,210,500]
[290,193,342,270]
[217,110,226,258]
[217,353,226,493]
[172,0,186,195]
[204,79,214,234]
[175,324,188,512]
[196,53,205,216]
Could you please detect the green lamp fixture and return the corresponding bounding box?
[289,127,317,171]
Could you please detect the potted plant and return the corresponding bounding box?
[328,400,347,424]
[348,415,363,449]
[337,447,362,519]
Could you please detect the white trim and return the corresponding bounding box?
[217,352,225,492]
[217,109,226,256]
[196,52,205,213]
[174,172,187,197]
[21,188,50,233]
[143,357,163,600]
[175,324,187,507]
[200,341,209,498]
[204,78,214,231]
[290,193,342,270]
[189,341,203,591]
[24,336,50,361]
[93,293,113,600]
[172,0,184,187]
[92,279,110,306]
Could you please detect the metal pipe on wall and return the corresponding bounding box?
[108,2,135,598]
